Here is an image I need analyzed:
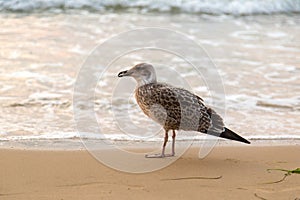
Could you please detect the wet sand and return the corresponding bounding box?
[1,146,300,200]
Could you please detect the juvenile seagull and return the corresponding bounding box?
[118,63,250,158]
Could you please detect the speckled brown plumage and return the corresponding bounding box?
[118,63,250,158]
[135,83,222,133]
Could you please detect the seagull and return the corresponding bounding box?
[118,63,250,158]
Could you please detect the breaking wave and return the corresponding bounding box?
[1,0,300,15]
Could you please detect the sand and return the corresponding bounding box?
[1,145,300,200]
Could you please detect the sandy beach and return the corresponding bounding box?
[1,145,299,200]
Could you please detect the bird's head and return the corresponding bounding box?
[118,63,157,86]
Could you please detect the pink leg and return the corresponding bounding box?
[171,130,176,156]
[145,130,175,158]
[161,130,168,156]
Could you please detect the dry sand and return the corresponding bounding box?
[1,146,300,200]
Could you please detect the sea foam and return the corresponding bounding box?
[0,0,299,15]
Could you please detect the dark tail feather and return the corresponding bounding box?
[220,128,250,144]
[206,108,250,144]
[210,127,250,144]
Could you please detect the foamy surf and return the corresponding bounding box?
[1,131,300,142]
[0,0,300,15]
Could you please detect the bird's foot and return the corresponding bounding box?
[145,153,175,158]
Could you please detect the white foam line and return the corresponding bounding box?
[1,132,300,141]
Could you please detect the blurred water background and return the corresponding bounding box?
[0,0,299,147]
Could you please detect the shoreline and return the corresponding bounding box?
[1,146,300,199]
[0,138,299,151]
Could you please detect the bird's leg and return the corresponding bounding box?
[163,130,176,157]
[161,130,168,156]
[145,130,171,158]
[171,130,176,156]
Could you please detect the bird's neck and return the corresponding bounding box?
[135,75,157,87]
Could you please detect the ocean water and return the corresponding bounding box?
[0,0,300,15]
[0,0,299,146]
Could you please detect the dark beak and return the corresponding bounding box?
[118,70,128,77]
